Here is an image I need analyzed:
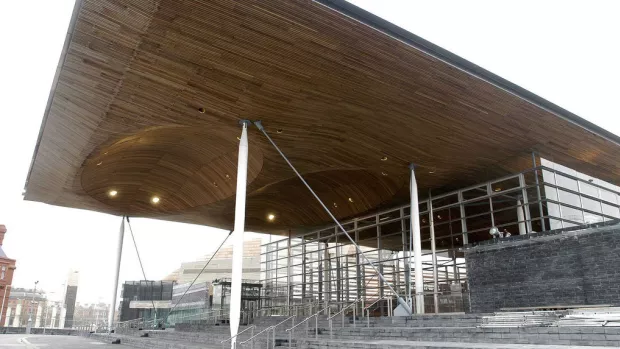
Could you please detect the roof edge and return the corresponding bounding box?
[314,0,620,147]
[23,0,85,193]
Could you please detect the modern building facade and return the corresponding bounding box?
[259,158,620,314]
[167,239,262,285]
[62,269,79,328]
[0,225,17,327]
[20,0,620,335]
[119,280,174,322]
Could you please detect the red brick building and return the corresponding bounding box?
[0,225,17,327]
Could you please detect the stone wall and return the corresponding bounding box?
[465,222,620,313]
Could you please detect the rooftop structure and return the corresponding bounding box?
[23,0,619,236]
[19,0,620,343]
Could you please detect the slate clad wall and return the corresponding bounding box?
[465,223,620,313]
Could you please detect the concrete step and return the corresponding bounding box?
[314,326,620,347]
[299,338,617,349]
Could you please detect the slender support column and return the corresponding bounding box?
[377,216,384,299]
[519,174,533,233]
[409,164,424,314]
[354,225,363,307]
[532,152,547,231]
[400,208,411,304]
[287,230,292,315]
[230,120,250,349]
[457,192,468,245]
[517,198,527,235]
[108,217,125,331]
[301,241,307,300]
[428,191,439,314]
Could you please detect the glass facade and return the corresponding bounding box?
[119,280,174,322]
[260,158,620,314]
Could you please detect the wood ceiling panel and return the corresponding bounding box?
[24,0,619,235]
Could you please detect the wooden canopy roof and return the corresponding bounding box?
[24,0,620,234]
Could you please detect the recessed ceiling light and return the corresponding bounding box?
[381,172,388,176]
[213,182,218,187]
[333,202,338,208]
[277,129,283,134]
[494,187,501,192]
[380,156,388,161]
[108,190,118,197]
[225,174,231,180]
[429,169,436,174]
[267,214,276,221]
[348,197,354,203]
[198,107,206,113]
[437,214,442,219]
[97,162,103,166]
[151,196,160,204]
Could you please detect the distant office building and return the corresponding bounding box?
[119,280,174,322]
[5,288,47,328]
[71,302,109,330]
[0,225,17,327]
[62,269,79,328]
[165,238,262,285]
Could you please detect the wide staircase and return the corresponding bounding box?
[88,309,620,349]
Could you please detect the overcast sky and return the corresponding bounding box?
[0,1,618,304]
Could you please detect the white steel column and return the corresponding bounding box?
[108,217,125,331]
[428,191,439,314]
[230,120,250,349]
[287,230,292,315]
[517,199,527,235]
[409,164,424,314]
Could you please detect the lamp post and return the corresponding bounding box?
[26,281,39,334]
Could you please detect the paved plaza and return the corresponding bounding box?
[0,335,127,349]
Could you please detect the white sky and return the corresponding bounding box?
[0,1,618,304]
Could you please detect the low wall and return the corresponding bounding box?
[0,327,77,335]
[465,221,620,313]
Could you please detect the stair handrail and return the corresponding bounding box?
[327,297,362,320]
[220,324,256,348]
[240,315,295,347]
[363,295,386,311]
[285,303,330,332]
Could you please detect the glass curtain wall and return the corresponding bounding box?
[260,160,620,314]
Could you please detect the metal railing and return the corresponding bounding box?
[328,296,361,336]
[221,324,255,349]
[284,304,333,348]
[253,302,318,318]
[363,295,392,327]
[240,315,295,349]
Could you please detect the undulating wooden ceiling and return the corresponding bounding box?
[24,0,620,235]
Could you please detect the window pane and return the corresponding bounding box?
[582,197,602,214]
[560,205,583,224]
[579,182,599,198]
[558,189,580,207]
[556,174,578,192]
[602,203,620,219]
